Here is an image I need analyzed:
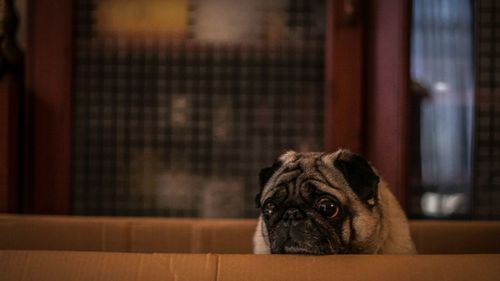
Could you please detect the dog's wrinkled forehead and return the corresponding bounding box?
[260,150,349,202]
[278,150,327,167]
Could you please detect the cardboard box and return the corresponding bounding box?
[1,250,500,281]
[1,215,500,254]
[1,215,500,281]
[0,215,256,253]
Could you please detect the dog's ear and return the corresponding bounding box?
[333,149,379,204]
[255,160,282,208]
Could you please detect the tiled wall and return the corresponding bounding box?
[72,0,326,217]
[474,0,500,219]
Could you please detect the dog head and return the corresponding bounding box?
[255,149,383,255]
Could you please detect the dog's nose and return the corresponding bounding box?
[283,208,305,225]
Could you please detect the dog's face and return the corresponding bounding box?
[255,149,382,255]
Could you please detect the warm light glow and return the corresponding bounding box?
[96,0,188,38]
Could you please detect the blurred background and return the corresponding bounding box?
[0,0,499,219]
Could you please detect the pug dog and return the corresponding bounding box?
[253,149,416,255]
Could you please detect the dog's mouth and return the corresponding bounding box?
[269,219,338,255]
[283,246,320,255]
[279,238,323,255]
[271,232,341,255]
[284,247,315,255]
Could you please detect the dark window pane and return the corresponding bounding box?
[409,0,474,218]
[410,0,500,219]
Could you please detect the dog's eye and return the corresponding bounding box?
[263,202,276,218]
[316,198,340,218]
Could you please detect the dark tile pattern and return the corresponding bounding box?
[72,0,326,217]
[474,0,500,219]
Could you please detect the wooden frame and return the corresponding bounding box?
[25,0,73,213]
[0,74,20,212]
[365,0,411,208]
[326,0,411,209]
[0,0,24,213]
[325,0,364,154]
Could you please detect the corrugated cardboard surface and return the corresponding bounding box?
[0,215,256,253]
[1,250,500,281]
[0,250,217,281]
[409,220,500,254]
[1,215,500,254]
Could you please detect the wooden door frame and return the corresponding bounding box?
[0,74,20,212]
[24,0,73,214]
[365,0,411,209]
[0,0,26,213]
[327,0,411,209]
[325,0,364,154]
